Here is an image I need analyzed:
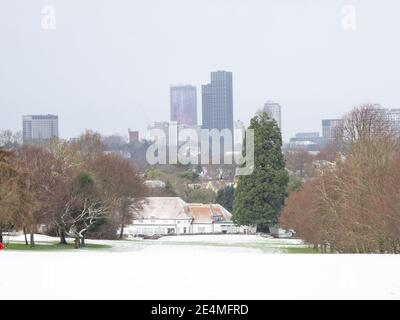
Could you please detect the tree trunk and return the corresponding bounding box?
[59,227,68,245]
[30,229,35,248]
[119,206,126,240]
[74,237,80,249]
[23,227,29,246]
[80,237,85,247]
[119,223,125,240]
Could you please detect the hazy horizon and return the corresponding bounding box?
[1,0,399,142]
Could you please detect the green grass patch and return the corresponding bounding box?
[283,246,319,254]
[4,242,112,251]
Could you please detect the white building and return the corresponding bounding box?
[188,203,239,234]
[126,197,192,236]
[263,101,282,130]
[144,180,166,189]
[386,108,400,133]
[22,114,59,144]
[125,197,251,236]
[322,119,343,142]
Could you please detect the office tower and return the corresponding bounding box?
[263,101,282,130]
[201,71,233,132]
[170,85,197,126]
[234,120,245,149]
[387,109,400,133]
[322,119,343,141]
[22,114,59,144]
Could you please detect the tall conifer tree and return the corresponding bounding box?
[233,112,288,230]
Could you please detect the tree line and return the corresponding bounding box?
[0,130,147,248]
[280,104,400,253]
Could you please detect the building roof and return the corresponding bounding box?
[135,197,233,224]
[136,197,191,220]
[188,204,232,224]
[210,204,233,221]
[187,205,212,223]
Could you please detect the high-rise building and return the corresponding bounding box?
[322,119,343,141]
[387,109,400,133]
[201,71,233,132]
[22,114,59,144]
[170,85,197,126]
[263,101,282,130]
[234,120,245,149]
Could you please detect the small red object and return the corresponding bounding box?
[0,242,4,250]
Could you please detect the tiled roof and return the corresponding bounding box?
[135,197,233,223]
[210,204,233,222]
[136,197,191,220]
[188,205,213,223]
[188,204,232,224]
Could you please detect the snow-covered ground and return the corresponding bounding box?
[1,234,400,299]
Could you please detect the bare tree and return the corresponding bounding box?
[280,104,400,253]
[0,149,36,245]
[0,130,22,149]
[46,139,81,244]
[73,130,104,162]
[87,154,147,239]
[61,197,107,248]
[340,104,398,152]
[15,146,66,247]
[0,149,18,243]
[284,148,314,179]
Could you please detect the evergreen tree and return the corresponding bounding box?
[233,112,288,230]
[216,185,234,212]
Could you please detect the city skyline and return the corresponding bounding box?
[13,99,399,145]
[1,1,400,142]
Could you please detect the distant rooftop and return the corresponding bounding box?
[135,197,232,223]
[23,114,58,120]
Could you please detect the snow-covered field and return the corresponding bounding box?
[1,234,400,299]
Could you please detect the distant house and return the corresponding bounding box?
[188,180,235,193]
[187,183,202,190]
[204,180,235,193]
[313,159,336,174]
[144,180,166,189]
[126,197,192,236]
[188,203,239,234]
[125,197,252,236]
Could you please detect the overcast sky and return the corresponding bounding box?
[1,0,399,141]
